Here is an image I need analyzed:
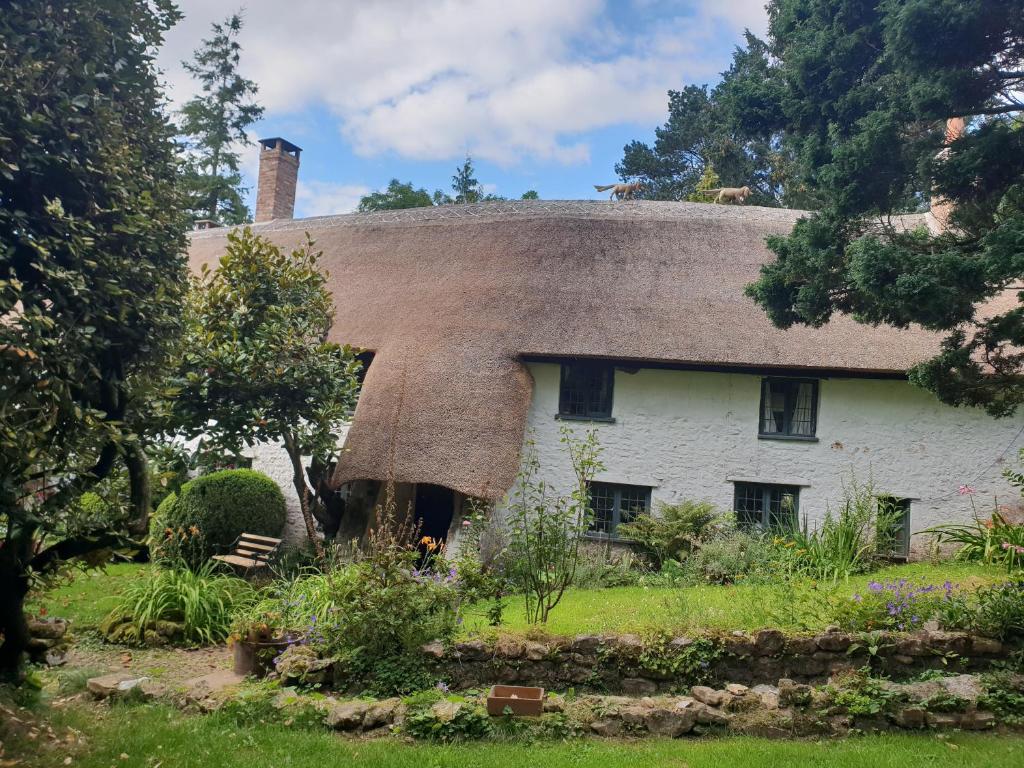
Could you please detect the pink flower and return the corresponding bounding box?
[1001,541,1011,549]
[958,484,976,495]
[462,519,471,527]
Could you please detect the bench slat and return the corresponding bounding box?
[237,540,275,552]
[240,533,282,545]
[212,554,267,568]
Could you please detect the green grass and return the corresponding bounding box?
[17,702,1024,768]
[28,562,147,630]
[30,560,1005,640]
[463,561,1006,637]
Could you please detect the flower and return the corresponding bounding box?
[868,581,883,592]
[1002,541,1011,550]
[435,681,449,693]
[958,484,976,495]
[462,519,472,527]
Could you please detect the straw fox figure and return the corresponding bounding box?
[702,186,752,204]
[594,182,644,201]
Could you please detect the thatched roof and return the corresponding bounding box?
[187,200,950,499]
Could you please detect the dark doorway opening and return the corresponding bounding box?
[414,483,456,545]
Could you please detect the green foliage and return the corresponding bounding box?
[634,632,720,685]
[744,0,1024,415]
[151,469,286,567]
[617,500,722,569]
[940,580,1024,641]
[358,179,435,212]
[687,529,772,584]
[216,681,326,730]
[617,32,805,206]
[104,563,255,646]
[403,697,493,742]
[503,429,604,623]
[835,579,951,633]
[825,670,899,717]
[0,0,187,672]
[177,13,263,225]
[980,670,1024,725]
[928,504,1024,572]
[769,480,903,582]
[171,227,362,543]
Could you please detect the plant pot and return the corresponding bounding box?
[486,685,545,717]
[233,633,301,677]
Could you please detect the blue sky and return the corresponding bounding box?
[160,1,769,217]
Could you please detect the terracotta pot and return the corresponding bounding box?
[233,633,301,677]
[486,685,545,717]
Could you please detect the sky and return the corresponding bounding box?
[158,1,769,218]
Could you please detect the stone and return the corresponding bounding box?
[778,679,813,707]
[669,636,694,650]
[924,631,971,656]
[454,640,490,661]
[615,634,644,654]
[524,641,549,661]
[28,619,67,639]
[970,636,1003,656]
[644,707,697,737]
[895,635,928,656]
[695,703,731,726]
[494,637,525,659]
[324,699,370,731]
[621,677,658,696]
[274,645,335,685]
[87,674,141,699]
[421,640,446,659]
[363,698,401,730]
[959,710,996,730]
[752,684,780,710]
[725,683,749,695]
[724,692,762,713]
[723,636,755,657]
[590,718,624,737]
[785,636,819,655]
[183,670,245,703]
[691,686,728,708]
[543,694,565,713]
[815,632,852,652]
[925,711,961,729]
[431,699,462,722]
[619,705,649,727]
[894,706,926,728]
[753,629,786,656]
[570,634,602,653]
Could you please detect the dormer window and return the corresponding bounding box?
[759,378,818,439]
[558,361,614,421]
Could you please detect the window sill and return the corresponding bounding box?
[757,433,819,443]
[556,414,616,424]
[583,532,635,543]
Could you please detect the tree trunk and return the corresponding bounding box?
[281,430,325,559]
[0,524,35,679]
[124,440,151,538]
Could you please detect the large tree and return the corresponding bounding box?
[0,0,187,674]
[617,32,807,207]
[171,229,362,554]
[178,13,263,226]
[743,0,1024,416]
[358,179,435,212]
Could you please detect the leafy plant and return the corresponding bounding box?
[403,697,493,741]
[836,579,954,632]
[940,580,1024,641]
[928,509,1024,572]
[105,563,255,646]
[616,500,722,569]
[771,478,904,582]
[688,527,771,584]
[825,670,899,717]
[503,429,604,623]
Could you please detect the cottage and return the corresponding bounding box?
[187,139,1024,558]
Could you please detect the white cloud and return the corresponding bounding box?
[295,181,372,217]
[160,0,768,166]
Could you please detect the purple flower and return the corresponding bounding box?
[852,594,862,603]
[436,681,449,693]
[868,581,883,593]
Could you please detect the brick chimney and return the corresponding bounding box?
[927,117,965,235]
[254,137,301,222]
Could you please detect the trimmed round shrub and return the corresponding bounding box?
[151,469,286,568]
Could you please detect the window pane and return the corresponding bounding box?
[768,488,797,530]
[734,483,764,527]
[560,362,612,418]
[619,487,649,526]
[588,483,615,535]
[791,383,815,436]
[877,497,911,557]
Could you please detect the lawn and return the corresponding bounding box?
[13,701,1024,768]
[462,561,1005,636]
[32,560,1004,638]
[28,562,146,631]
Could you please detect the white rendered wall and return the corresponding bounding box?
[515,363,1024,556]
[246,424,350,547]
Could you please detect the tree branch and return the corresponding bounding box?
[29,531,142,575]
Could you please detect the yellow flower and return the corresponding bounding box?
[420,536,433,545]
[189,525,200,536]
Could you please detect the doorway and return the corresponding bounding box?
[414,483,456,545]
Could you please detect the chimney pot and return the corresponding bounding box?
[928,117,965,235]
[255,137,301,222]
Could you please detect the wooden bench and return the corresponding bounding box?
[212,533,283,573]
